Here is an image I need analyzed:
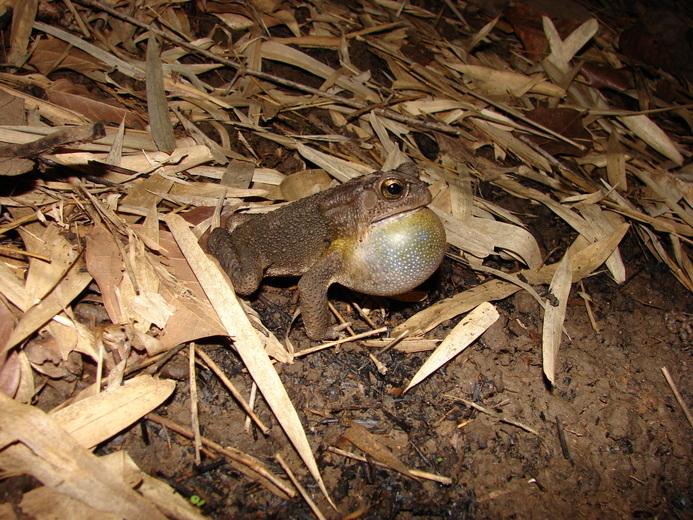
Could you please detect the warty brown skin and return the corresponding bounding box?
[208,164,446,340]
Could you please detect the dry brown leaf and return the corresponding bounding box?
[3,258,92,355]
[46,79,146,129]
[7,0,38,66]
[342,421,415,478]
[29,36,109,76]
[146,34,176,153]
[84,224,128,325]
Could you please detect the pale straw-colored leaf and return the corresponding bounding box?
[0,393,166,520]
[50,375,175,450]
[619,114,684,165]
[295,142,373,181]
[404,302,499,392]
[432,208,542,267]
[394,223,629,337]
[164,213,334,508]
[469,15,499,51]
[3,259,92,355]
[260,41,379,102]
[470,118,552,172]
[543,17,598,73]
[577,204,627,283]
[542,248,573,385]
[444,62,565,98]
[606,130,627,192]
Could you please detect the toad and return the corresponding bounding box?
[208,163,446,340]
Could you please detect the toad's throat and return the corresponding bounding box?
[371,205,426,224]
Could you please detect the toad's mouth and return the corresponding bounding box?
[371,205,427,224]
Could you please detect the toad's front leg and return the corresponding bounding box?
[297,250,344,340]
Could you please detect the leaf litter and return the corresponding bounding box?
[0,0,691,518]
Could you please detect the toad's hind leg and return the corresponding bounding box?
[208,227,263,295]
[297,250,344,340]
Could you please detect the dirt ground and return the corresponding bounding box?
[1,0,692,519]
[105,226,692,519]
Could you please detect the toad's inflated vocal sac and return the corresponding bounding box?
[208,163,446,340]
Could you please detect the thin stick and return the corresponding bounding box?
[326,447,452,485]
[449,396,540,436]
[275,453,327,520]
[190,344,201,464]
[195,347,270,435]
[244,382,258,433]
[661,366,693,429]
[146,413,296,499]
[0,246,50,261]
[294,327,388,357]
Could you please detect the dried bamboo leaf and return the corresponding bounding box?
[432,208,536,264]
[146,33,176,153]
[50,375,175,450]
[19,485,122,520]
[7,0,38,66]
[342,422,415,478]
[0,85,90,125]
[3,259,92,355]
[444,62,565,98]
[164,213,334,508]
[543,17,598,73]
[470,118,552,172]
[639,226,693,291]
[33,21,145,80]
[260,41,379,102]
[469,15,499,51]
[0,258,30,312]
[213,12,254,30]
[295,142,372,182]
[606,130,627,192]
[578,204,627,283]
[84,224,128,325]
[405,302,499,392]
[0,394,166,520]
[104,118,126,166]
[627,163,693,229]
[542,249,572,385]
[619,114,684,165]
[20,222,78,302]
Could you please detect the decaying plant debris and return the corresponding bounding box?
[0,0,691,518]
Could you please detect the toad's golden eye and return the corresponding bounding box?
[381,178,405,199]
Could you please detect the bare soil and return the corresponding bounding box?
[111,232,692,519]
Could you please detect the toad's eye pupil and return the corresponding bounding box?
[385,180,403,196]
